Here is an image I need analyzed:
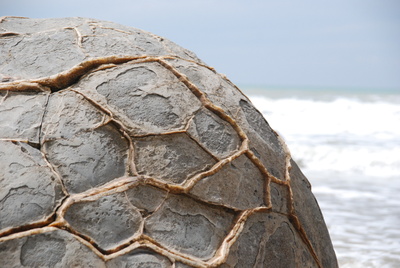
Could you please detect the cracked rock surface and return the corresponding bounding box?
[0,17,338,267]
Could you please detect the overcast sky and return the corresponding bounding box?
[1,0,400,89]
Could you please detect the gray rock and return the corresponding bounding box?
[290,160,338,268]
[0,140,64,236]
[239,99,287,180]
[187,108,240,159]
[221,212,317,268]
[0,16,337,267]
[71,62,202,136]
[0,228,106,268]
[134,133,216,184]
[144,193,235,260]
[41,90,129,194]
[190,154,265,210]
[107,249,172,268]
[0,27,86,79]
[0,91,49,143]
[64,192,143,251]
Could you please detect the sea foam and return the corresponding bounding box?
[246,90,400,267]
[248,94,400,178]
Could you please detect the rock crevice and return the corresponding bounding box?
[0,17,337,268]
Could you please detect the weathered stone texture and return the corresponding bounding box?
[190,155,265,210]
[0,141,64,235]
[221,212,317,268]
[0,28,86,80]
[65,193,143,251]
[239,99,287,180]
[0,17,337,268]
[145,194,235,260]
[0,91,49,143]
[40,90,129,193]
[107,249,172,268]
[290,160,338,268]
[187,109,240,159]
[43,124,129,194]
[134,133,216,184]
[0,228,105,268]
[72,62,202,135]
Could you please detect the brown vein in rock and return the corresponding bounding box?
[186,132,221,162]
[0,32,20,37]
[0,225,105,262]
[163,56,215,72]
[48,178,146,256]
[207,209,252,266]
[65,26,86,55]
[0,53,321,266]
[0,56,155,93]
[0,16,28,24]
[0,81,51,92]
[37,92,50,150]
[278,135,323,268]
[98,26,132,35]
[68,88,138,175]
[128,113,195,139]
[156,58,286,200]
[55,177,141,212]
[127,236,209,268]
[0,214,56,239]
[182,147,246,191]
[161,55,321,267]
[41,149,70,197]
[156,59,296,266]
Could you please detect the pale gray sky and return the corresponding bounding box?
[1,0,400,89]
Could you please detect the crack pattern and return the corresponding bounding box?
[0,17,337,268]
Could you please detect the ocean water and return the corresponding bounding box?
[242,87,400,268]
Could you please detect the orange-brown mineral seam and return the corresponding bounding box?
[0,16,338,268]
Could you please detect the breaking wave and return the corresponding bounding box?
[247,92,400,178]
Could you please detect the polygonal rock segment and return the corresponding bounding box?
[41,90,106,140]
[72,62,202,135]
[270,182,289,214]
[0,91,49,143]
[134,133,216,184]
[124,184,168,216]
[84,19,200,61]
[0,17,203,64]
[167,58,247,117]
[289,159,338,268]
[0,17,88,35]
[64,192,143,251]
[0,28,86,79]
[81,23,167,58]
[0,35,23,82]
[239,99,287,180]
[145,193,236,260]
[187,109,240,159]
[77,19,203,63]
[221,212,318,268]
[0,141,64,234]
[107,248,172,267]
[158,37,204,64]
[0,228,106,268]
[43,123,129,194]
[239,100,283,154]
[190,155,265,210]
[175,262,193,268]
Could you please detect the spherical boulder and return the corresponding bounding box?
[0,16,338,267]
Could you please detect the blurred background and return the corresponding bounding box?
[2,1,400,266]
